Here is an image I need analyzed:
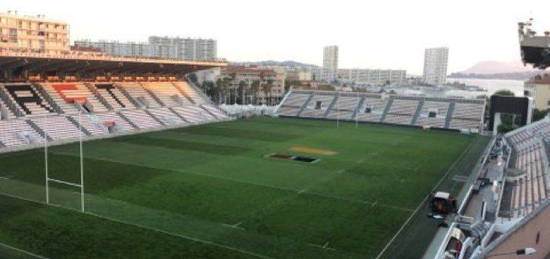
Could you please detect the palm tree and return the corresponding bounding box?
[222,77,232,104]
[238,80,247,105]
[251,80,260,105]
[264,79,274,105]
[215,78,224,104]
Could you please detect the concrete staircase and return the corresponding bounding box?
[380,96,394,122]
[296,93,314,117]
[445,102,456,128]
[324,94,339,118]
[411,99,424,125]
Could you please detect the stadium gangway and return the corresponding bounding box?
[44,102,85,212]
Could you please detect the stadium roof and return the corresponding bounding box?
[0,50,227,76]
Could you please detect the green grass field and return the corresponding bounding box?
[0,117,487,258]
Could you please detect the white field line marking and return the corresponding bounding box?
[374,138,476,259]
[0,241,48,259]
[336,169,346,174]
[222,222,244,230]
[0,191,272,259]
[308,243,337,251]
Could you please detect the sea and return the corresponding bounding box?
[446,78,525,97]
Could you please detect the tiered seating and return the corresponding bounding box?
[94,83,135,110]
[0,80,229,151]
[147,108,186,126]
[69,114,109,136]
[42,83,109,113]
[201,104,228,119]
[2,84,56,117]
[31,116,83,141]
[119,109,163,130]
[332,95,361,110]
[172,106,215,123]
[280,92,311,108]
[117,83,162,108]
[387,98,419,115]
[0,96,16,120]
[0,119,42,147]
[382,98,418,125]
[356,96,388,122]
[277,106,301,116]
[452,101,484,120]
[505,119,550,149]
[278,91,487,131]
[415,101,450,128]
[95,111,135,132]
[504,118,550,218]
[172,81,206,104]
[141,82,192,107]
[509,143,548,217]
[301,94,335,118]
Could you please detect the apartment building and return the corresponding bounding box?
[423,47,449,86]
[220,65,285,105]
[149,36,217,61]
[338,68,407,85]
[525,74,550,110]
[0,12,69,54]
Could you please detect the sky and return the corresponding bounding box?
[4,0,550,75]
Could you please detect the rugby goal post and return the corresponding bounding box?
[44,99,86,212]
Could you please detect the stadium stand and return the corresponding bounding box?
[171,106,215,123]
[141,82,192,107]
[42,83,110,113]
[427,117,549,259]
[0,80,229,152]
[415,99,450,128]
[172,81,206,104]
[1,84,56,117]
[119,109,165,130]
[0,119,43,146]
[0,95,16,120]
[147,107,187,126]
[356,94,390,122]
[93,83,136,110]
[300,93,335,118]
[326,94,360,120]
[277,90,485,131]
[201,104,229,119]
[502,118,550,218]
[117,82,162,108]
[95,111,136,133]
[31,116,84,141]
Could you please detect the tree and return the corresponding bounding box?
[533,109,549,122]
[251,80,260,105]
[238,80,247,105]
[493,90,515,97]
[266,79,274,105]
[188,73,198,85]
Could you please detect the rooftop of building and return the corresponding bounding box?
[0,11,68,24]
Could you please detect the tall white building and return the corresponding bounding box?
[338,69,407,85]
[423,47,449,86]
[148,36,217,61]
[322,45,339,82]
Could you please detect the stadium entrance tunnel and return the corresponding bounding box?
[267,153,320,163]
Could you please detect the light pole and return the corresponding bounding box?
[488,248,536,257]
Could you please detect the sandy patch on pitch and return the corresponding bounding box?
[288,146,338,156]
